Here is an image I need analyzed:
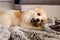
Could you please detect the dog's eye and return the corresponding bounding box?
[37,13,41,16]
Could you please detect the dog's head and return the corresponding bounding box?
[22,7,48,30]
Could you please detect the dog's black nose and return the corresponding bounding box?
[36,18,40,22]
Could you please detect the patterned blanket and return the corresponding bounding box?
[0,18,60,40]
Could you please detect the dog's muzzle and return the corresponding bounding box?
[31,18,43,27]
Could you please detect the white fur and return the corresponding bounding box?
[21,7,47,30]
[0,10,21,27]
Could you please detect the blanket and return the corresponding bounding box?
[0,18,60,40]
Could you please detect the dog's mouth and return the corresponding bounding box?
[31,18,43,27]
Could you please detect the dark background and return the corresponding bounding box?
[14,0,60,5]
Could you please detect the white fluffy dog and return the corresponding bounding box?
[21,7,48,30]
[0,10,22,27]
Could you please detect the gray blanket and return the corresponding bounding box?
[0,18,60,40]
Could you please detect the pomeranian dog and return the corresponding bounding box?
[0,7,47,30]
[20,7,48,30]
[0,10,22,27]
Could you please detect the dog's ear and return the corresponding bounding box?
[21,11,24,14]
[0,12,4,16]
[15,10,22,19]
